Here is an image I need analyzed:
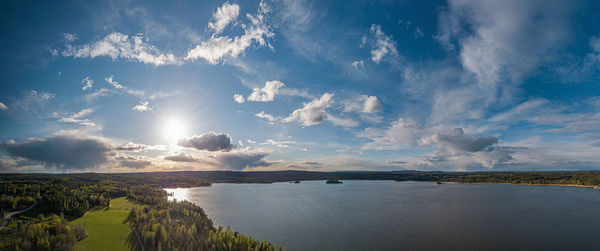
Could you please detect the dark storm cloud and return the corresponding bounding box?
[116,156,152,169]
[435,128,499,152]
[164,153,198,162]
[164,150,274,170]
[2,133,112,170]
[216,151,273,170]
[417,128,517,170]
[178,132,234,152]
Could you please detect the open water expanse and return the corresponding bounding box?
[166,180,600,250]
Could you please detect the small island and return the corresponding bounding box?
[326,180,343,184]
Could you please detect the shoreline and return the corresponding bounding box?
[440,181,600,189]
[164,180,600,190]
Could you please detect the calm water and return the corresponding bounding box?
[166,181,600,251]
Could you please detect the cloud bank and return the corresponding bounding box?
[62,32,180,66]
[2,132,113,170]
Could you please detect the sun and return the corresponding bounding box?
[163,118,187,144]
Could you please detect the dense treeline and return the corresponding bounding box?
[0,180,126,217]
[208,226,284,251]
[440,171,600,187]
[0,178,129,250]
[6,171,600,188]
[11,214,86,251]
[0,194,35,211]
[115,170,600,186]
[125,186,284,251]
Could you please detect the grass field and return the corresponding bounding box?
[70,197,134,251]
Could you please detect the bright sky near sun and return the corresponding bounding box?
[1,0,600,172]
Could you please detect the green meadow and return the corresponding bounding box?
[69,197,133,251]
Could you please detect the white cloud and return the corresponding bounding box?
[343,95,383,114]
[351,60,365,70]
[73,108,94,118]
[362,95,383,113]
[185,1,274,64]
[248,80,284,102]
[32,90,55,102]
[81,76,94,90]
[240,80,313,103]
[233,94,245,103]
[63,33,77,42]
[148,90,182,100]
[327,115,360,127]
[62,32,180,66]
[556,35,600,83]
[587,96,600,107]
[260,139,297,148]
[255,111,278,123]
[403,0,579,131]
[59,108,95,127]
[281,93,363,127]
[429,87,485,124]
[100,75,145,98]
[489,98,549,122]
[0,102,7,111]
[361,117,421,150]
[277,88,314,99]
[283,93,333,126]
[105,75,124,89]
[12,90,55,112]
[84,76,174,104]
[437,0,574,88]
[86,88,110,101]
[208,2,240,34]
[414,27,424,39]
[369,24,398,63]
[274,0,327,61]
[132,101,151,112]
[115,142,147,152]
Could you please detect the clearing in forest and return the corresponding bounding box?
[70,197,134,251]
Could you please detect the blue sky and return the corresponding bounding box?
[1,0,600,172]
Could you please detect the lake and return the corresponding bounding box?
[166,181,600,250]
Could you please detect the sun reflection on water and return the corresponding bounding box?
[165,188,189,202]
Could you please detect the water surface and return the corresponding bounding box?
[166,181,600,250]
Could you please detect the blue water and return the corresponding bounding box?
[166,181,600,250]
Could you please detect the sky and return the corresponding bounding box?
[1,0,600,173]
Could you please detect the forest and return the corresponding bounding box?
[2,170,600,250]
[0,173,283,251]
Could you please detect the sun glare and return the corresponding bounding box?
[163,118,187,144]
